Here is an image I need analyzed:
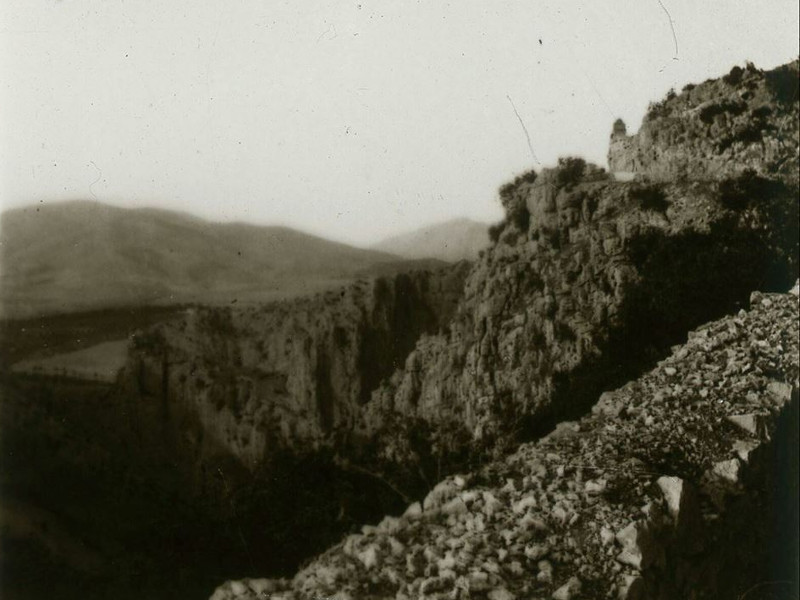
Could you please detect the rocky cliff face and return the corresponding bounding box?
[211,287,798,599]
[354,63,798,493]
[123,264,469,481]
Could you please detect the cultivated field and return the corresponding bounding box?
[11,340,130,382]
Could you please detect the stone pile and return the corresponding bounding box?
[210,287,798,599]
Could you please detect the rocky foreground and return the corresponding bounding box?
[212,285,798,599]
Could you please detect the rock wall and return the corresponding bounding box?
[121,264,470,484]
[211,287,799,600]
[358,170,797,496]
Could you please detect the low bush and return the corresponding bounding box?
[717,123,764,152]
[556,157,586,189]
[699,100,747,124]
[722,65,744,86]
[717,169,785,211]
[751,105,773,120]
[765,62,800,104]
[629,184,669,213]
[499,169,538,211]
[488,222,504,243]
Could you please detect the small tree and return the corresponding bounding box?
[556,157,586,189]
[723,65,744,86]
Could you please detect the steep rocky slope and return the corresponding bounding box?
[353,62,798,491]
[212,287,798,599]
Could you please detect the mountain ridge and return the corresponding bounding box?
[0,199,406,318]
[371,217,491,262]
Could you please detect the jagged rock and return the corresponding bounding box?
[732,439,759,463]
[608,61,799,182]
[210,278,798,600]
[712,458,742,484]
[656,476,685,521]
[537,559,554,583]
[726,413,766,437]
[209,579,286,600]
[488,588,516,600]
[615,522,646,569]
[767,380,795,406]
[423,479,461,511]
[356,544,380,569]
[552,576,582,600]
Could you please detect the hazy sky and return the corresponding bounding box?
[1,1,798,245]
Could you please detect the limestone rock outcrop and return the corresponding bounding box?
[608,61,799,183]
[122,263,470,478]
[357,63,798,489]
[210,289,799,599]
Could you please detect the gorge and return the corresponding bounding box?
[1,60,798,599]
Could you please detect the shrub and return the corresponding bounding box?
[540,226,561,249]
[751,105,773,121]
[699,100,747,124]
[499,169,537,211]
[514,168,538,186]
[717,169,786,211]
[498,182,516,208]
[501,229,519,246]
[556,157,586,189]
[629,184,669,213]
[722,65,744,86]
[745,61,760,74]
[488,222,504,243]
[509,203,530,232]
[765,62,800,104]
[682,83,696,92]
[717,123,764,152]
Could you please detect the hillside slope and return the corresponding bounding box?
[371,218,491,262]
[0,201,401,318]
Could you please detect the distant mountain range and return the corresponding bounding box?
[0,201,437,319]
[371,218,491,262]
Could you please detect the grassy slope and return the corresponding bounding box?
[0,201,401,318]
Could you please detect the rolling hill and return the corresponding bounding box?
[371,217,490,262]
[0,200,405,318]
